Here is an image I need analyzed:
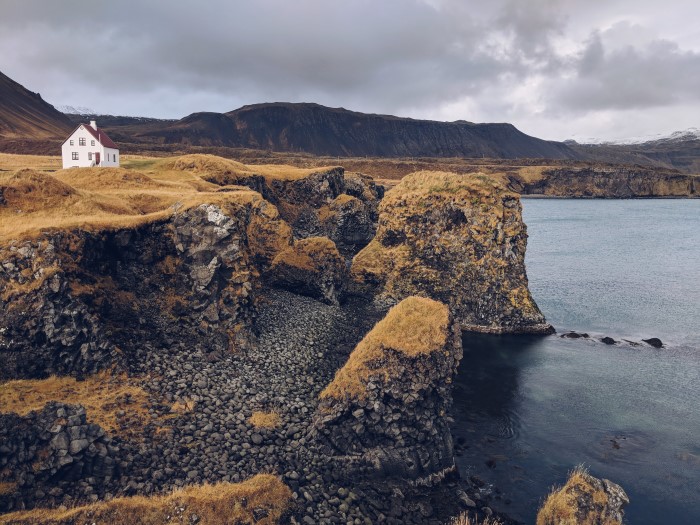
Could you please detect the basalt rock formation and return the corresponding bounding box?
[267,237,346,305]
[536,468,629,525]
[351,171,553,334]
[313,297,462,485]
[168,155,384,254]
[511,165,698,198]
[0,402,119,513]
[0,183,291,379]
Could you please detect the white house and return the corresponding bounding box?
[61,121,120,169]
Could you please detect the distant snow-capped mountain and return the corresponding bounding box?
[569,128,700,146]
[57,105,96,115]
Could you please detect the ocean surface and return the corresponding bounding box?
[452,199,700,524]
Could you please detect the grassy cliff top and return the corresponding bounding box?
[0,166,258,242]
[0,474,291,525]
[0,153,346,242]
[321,296,450,400]
[386,170,513,202]
[161,153,340,182]
[0,371,190,440]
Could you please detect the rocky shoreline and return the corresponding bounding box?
[0,156,629,524]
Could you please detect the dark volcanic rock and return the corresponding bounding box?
[0,402,118,513]
[351,171,553,334]
[642,337,664,348]
[601,336,617,345]
[0,201,291,379]
[313,297,462,485]
[267,237,346,305]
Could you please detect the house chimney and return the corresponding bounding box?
[90,120,97,130]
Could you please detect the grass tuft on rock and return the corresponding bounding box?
[0,474,291,525]
[0,371,156,438]
[249,411,281,429]
[537,466,620,525]
[320,296,450,400]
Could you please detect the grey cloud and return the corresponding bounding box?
[0,0,698,140]
[552,31,700,111]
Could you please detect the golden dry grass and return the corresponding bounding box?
[0,482,17,496]
[0,371,154,436]
[271,236,340,272]
[249,411,281,429]
[0,153,343,243]
[537,467,619,525]
[0,474,291,525]
[388,170,506,199]
[0,153,61,172]
[161,153,338,183]
[320,296,450,400]
[451,514,501,525]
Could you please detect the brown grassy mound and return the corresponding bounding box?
[0,164,259,242]
[0,372,156,438]
[163,153,337,183]
[271,236,341,272]
[321,296,450,400]
[537,467,625,525]
[0,474,291,525]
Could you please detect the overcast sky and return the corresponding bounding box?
[1,0,698,141]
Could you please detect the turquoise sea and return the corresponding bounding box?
[452,199,700,524]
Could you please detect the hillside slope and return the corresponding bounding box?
[135,102,579,159]
[0,71,73,139]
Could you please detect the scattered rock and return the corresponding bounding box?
[642,337,664,348]
[601,337,616,345]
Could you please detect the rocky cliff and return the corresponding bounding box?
[0,166,293,379]
[351,171,552,334]
[510,165,698,198]
[314,297,462,485]
[0,155,549,524]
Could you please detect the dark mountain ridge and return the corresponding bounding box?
[0,71,73,139]
[135,102,579,159]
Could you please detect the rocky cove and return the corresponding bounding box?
[0,156,630,524]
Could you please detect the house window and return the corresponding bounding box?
[70,140,74,146]
[79,138,86,146]
[91,140,95,146]
[88,152,92,160]
[114,154,116,162]
[72,152,79,160]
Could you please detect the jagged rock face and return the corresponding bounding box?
[537,470,629,525]
[0,402,119,513]
[198,162,384,255]
[351,171,553,334]
[313,297,462,485]
[0,201,291,380]
[514,166,698,197]
[267,237,346,305]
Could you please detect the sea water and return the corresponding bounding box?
[452,199,700,524]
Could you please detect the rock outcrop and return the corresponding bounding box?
[0,402,119,513]
[537,468,629,525]
[351,171,553,334]
[0,198,292,380]
[511,165,698,198]
[267,237,346,305]
[313,296,462,485]
[172,156,384,254]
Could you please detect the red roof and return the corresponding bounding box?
[82,123,118,149]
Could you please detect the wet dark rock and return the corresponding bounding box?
[601,336,617,345]
[642,337,664,348]
[561,331,589,339]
